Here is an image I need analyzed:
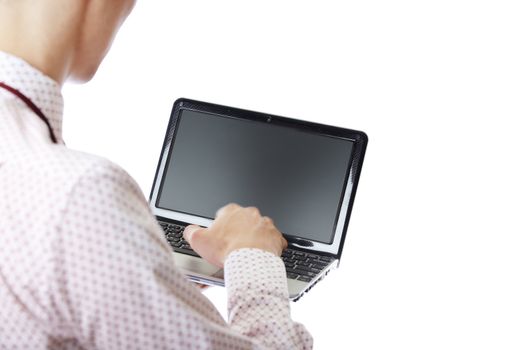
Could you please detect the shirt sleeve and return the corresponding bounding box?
[52,158,313,349]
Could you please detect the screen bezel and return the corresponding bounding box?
[149,98,367,258]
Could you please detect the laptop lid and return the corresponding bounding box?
[149,98,367,260]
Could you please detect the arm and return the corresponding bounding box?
[53,159,312,349]
[225,249,312,348]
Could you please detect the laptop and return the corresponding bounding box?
[149,98,367,301]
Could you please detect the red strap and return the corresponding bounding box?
[0,81,59,144]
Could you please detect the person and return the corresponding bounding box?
[0,0,313,349]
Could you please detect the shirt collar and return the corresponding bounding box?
[0,51,64,143]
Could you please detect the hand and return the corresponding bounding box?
[193,282,210,291]
[183,203,288,268]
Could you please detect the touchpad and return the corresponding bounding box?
[212,269,224,279]
[172,253,222,276]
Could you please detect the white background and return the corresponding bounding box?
[63,1,525,349]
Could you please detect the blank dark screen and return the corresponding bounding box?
[157,110,353,244]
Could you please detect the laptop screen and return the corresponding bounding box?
[157,109,354,244]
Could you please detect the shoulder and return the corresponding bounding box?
[18,146,135,189]
[3,146,143,211]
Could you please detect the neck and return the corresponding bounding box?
[0,0,86,86]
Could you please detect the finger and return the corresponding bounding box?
[281,236,288,250]
[183,224,203,244]
[215,202,240,218]
[262,216,274,225]
[245,206,261,217]
[194,283,210,291]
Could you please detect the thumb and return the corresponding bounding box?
[183,224,203,244]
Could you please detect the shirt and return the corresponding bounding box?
[0,51,313,350]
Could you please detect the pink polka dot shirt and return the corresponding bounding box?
[0,51,313,349]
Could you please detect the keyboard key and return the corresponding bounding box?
[312,263,328,270]
[282,250,292,257]
[298,276,312,282]
[287,272,299,279]
[293,267,317,277]
[294,254,307,261]
[284,263,295,270]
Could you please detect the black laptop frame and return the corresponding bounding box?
[149,98,367,261]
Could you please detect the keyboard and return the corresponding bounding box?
[159,221,199,257]
[281,249,333,282]
[159,221,334,283]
